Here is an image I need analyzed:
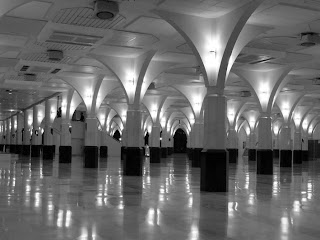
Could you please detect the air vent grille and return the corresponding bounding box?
[20,52,71,64]
[20,65,30,72]
[51,68,61,74]
[53,7,125,29]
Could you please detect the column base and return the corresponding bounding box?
[0,144,3,152]
[273,149,279,158]
[293,150,302,164]
[22,145,30,156]
[31,145,41,157]
[5,145,10,153]
[302,150,309,161]
[43,145,54,160]
[10,145,16,153]
[187,148,193,160]
[52,145,56,155]
[192,148,202,168]
[200,149,228,192]
[257,150,273,175]
[248,149,256,161]
[280,150,292,167]
[121,146,126,160]
[59,146,72,163]
[100,146,108,158]
[161,147,168,158]
[16,145,23,154]
[150,147,161,163]
[123,147,143,176]
[227,149,238,163]
[84,146,98,168]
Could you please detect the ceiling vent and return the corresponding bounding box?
[24,73,37,81]
[240,91,251,98]
[94,0,119,20]
[47,50,63,61]
[300,32,320,47]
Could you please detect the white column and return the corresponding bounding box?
[17,113,23,145]
[280,125,291,150]
[293,132,302,151]
[32,106,41,145]
[150,125,161,148]
[203,95,226,150]
[193,122,204,149]
[258,116,272,150]
[228,128,238,149]
[44,100,53,146]
[85,118,98,146]
[60,120,71,146]
[11,117,16,146]
[23,110,31,145]
[126,108,143,148]
[249,133,256,149]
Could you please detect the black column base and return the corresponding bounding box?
[227,148,238,163]
[200,149,228,192]
[5,145,10,153]
[302,150,308,161]
[0,144,3,152]
[150,147,161,163]
[59,146,72,163]
[293,150,302,164]
[123,147,143,176]
[22,145,30,156]
[121,147,126,160]
[100,146,108,158]
[31,145,41,157]
[248,149,256,161]
[16,145,23,154]
[43,145,54,160]
[52,145,56,155]
[84,146,99,168]
[257,150,273,175]
[187,148,193,160]
[10,145,16,153]
[273,149,279,158]
[192,148,202,168]
[280,150,292,167]
[161,147,168,158]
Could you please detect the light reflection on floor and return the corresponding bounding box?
[0,154,320,239]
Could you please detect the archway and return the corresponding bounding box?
[173,128,187,153]
[113,130,121,141]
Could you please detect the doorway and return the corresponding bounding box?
[174,128,187,153]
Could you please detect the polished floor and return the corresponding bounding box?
[0,153,320,240]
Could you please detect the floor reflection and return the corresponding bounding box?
[0,153,320,239]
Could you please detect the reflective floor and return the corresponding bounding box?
[0,153,320,239]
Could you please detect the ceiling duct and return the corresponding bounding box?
[240,91,251,98]
[24,73,36,81]
[94,0,119,20]
[47,50,63,61]
[300,32,320,47]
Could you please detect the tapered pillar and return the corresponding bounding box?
[10,116,17,153]
[16,113,23,154]
[248,133,256,161]
[227,128,238,163]
[191,122,203,168]
[279,125,292,167]
[31,105,43,158]
[150,125,161,163]
[293,132,302,164]
[123,106,143,176]
[201,94,228,192]
[257,115,273,175]
[22,109,32,156]
[43,99,56,160]
[84,118,99,168]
